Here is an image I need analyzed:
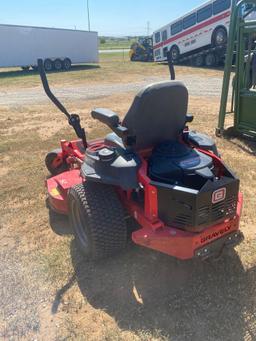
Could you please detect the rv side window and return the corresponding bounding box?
[155,32,161,43]
[197,4,213,22]
[213,0,231,15]
[171,21,183,35]
[183,13,197,30]
[162,30,167,42]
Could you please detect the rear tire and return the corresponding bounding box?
[53,58,63,71]
[44,59,53,72]
[68,182,127,260]
[63,58,72,71]
[45,148,68,176]
[170,45,180,63]
[212,27,227,47]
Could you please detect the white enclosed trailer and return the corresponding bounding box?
[0,24,98,71]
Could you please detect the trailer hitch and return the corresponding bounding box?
[37,59,87,149]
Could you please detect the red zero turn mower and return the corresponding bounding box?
[38,55,244,261]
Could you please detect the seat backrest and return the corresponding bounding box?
[122,81,188,150]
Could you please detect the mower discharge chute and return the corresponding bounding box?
[39,55,244,261]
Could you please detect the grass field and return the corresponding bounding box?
[0,51,223,90]
[99,37,134,50]
[0,54,256,341]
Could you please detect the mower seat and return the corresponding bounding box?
[122,81,188,150]
[93,81,189,151]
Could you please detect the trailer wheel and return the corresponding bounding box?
[45,148,68,175]
[205,53,216,67]
[44,59,53,72]
[170,45,180,63]
[63,58,72,71]
[54,59,63,71]
[212,27,227,47]
[193,55,205,67]
[68,182,127,260]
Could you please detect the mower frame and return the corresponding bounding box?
[38,55,244,261]
[46,137,243,260]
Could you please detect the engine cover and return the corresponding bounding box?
[149,141,214,187]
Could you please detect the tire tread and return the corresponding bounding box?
[69,182,127,259]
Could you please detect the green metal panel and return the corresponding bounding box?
[237,91,256,133]
[217,0,256,138]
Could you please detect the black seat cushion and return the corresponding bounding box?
[122,81,188,150]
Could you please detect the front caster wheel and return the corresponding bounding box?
[68,182,127,260]
[45,148,68,176]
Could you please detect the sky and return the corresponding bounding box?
[1,0,206,36]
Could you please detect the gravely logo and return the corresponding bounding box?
[212,187,226,204]
[201,226,231,244]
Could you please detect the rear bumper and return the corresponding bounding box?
[132,193,243,260]
[195,230,244,260]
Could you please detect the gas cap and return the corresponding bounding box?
[98,148,116,162]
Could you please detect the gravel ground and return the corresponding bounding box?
[0,74,229,106]
[0,238,44,340]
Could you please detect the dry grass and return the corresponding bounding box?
[0,52,224,90]
[0,58,256,341]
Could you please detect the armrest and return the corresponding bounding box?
[91,108,120,128]
[91,107,129,140]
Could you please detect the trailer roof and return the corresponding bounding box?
[0,23,97,34]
